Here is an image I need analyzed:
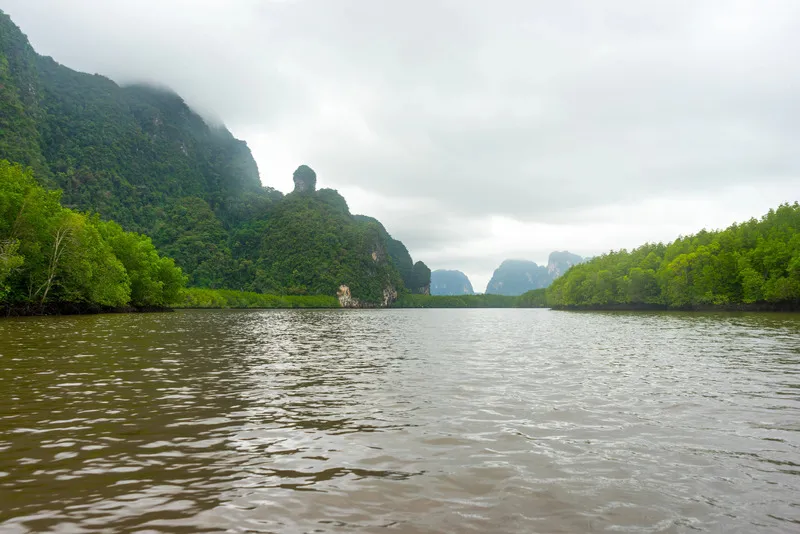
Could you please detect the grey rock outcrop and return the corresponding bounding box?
[292,165,317,193]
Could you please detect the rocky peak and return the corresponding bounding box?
[431,269,474,296]
[547,251,584,279]
[485,259,550,296]
[293,165,317,193]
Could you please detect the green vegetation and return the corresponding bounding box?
[251,190,405,302]
[0,9,265,232]
[393,294,518,308]
[0,11,430,305]
[352,215,430,294]
[516,288,548,308]
[408,261,432,294]
[178,288,338,309]
[543,203,800,310]
[6,10,795,314]
[0,161,185,313]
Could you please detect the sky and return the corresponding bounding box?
[2,0,798,292]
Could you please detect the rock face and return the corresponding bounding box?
[547,251,584,279]
[351,215,431,296]
[410,261,431,295]
[292,165,317,193]
[485,259,552,296]
[382,286,398,306]
[431,270,474,296]
[486,252,585,295]
[337,285,358,307]
[337,284,398,308]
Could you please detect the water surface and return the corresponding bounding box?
[1,309,799,532]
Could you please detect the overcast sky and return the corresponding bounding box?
[3,0,798,291]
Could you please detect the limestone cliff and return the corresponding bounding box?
[337,285,398,308]
[486,252,585,295]
[547,251,584,279]
[485,260,551,296]
[431,270,474,295]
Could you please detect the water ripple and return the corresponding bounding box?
[1,309,799,532]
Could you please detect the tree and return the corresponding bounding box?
[97,218,186,307]
[0,160,185,310]
[546,202,800,309]
[0,239,23,300]
[626,268,660,304]
[55,212,130,306]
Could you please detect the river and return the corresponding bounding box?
[1,309,799,533]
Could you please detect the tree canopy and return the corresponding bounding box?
[543,203,800,309]
[0,161,186,312]
[0,11,427,305]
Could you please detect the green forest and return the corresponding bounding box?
[0,10,430,310]
[537,203,800,310]
[0,161,185,313]
[2,9,798,314]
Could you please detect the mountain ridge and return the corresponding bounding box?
[0,10,429,305]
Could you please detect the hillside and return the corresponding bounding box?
[0,11,263,229]
[0,11,428,305]
[353,214,431,295]
[431,270,474,296]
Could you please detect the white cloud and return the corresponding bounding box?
[2,0,799,290]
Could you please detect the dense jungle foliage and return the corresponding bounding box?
[0,161,185,312]
[543,203,800,309]
[0,11,429,305]
[515,288,548,308]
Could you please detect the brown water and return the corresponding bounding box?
[1,309,799,533]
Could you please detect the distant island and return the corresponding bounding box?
[431,270,474,296]
[484,252,585,296]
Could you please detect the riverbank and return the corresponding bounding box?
[392,294,520,308]
[181,289,524,309]
[2,302,173,317]
[10,290,795,316]
[550,300,800,312]
[1,289,340,317]
[176,288,340,309]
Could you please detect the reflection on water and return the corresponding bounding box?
[1,309,799,532]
